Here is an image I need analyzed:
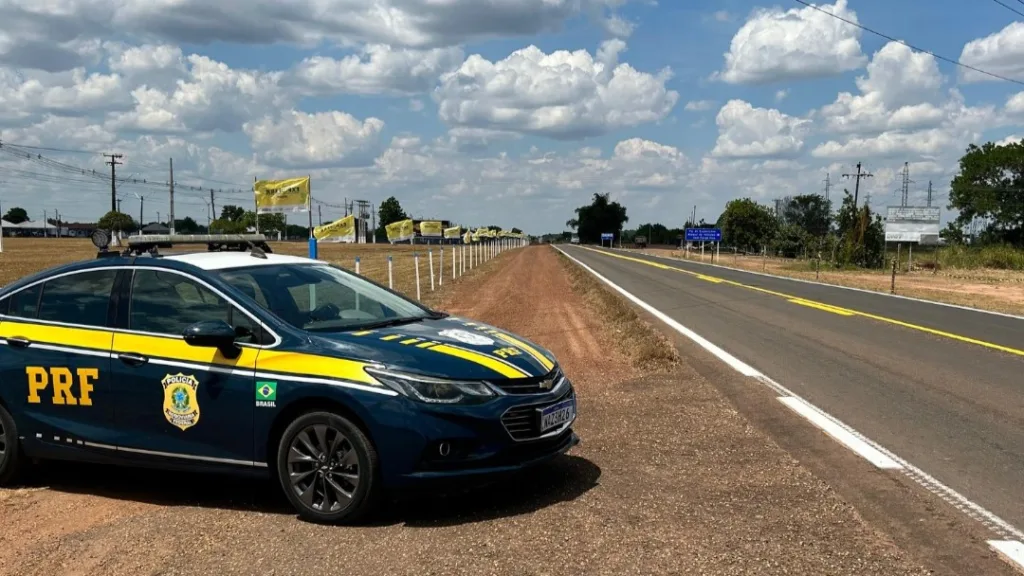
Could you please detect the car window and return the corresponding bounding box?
[218,264,431,332]
[129,269,262,344]
[37,270,118,328]
[5,284,42,319]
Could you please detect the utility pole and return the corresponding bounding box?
[139,196,144,227]
[169,158,175,234]
[899,162,914,207]
[104,153,123,213]
[926,180,933,207]
[210,189,216,220]
[117,198,122,213]
[842,162,873,209]
[823,173,832,209]
[318,204,322,226]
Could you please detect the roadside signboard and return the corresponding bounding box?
[884,206,940,244]
[600,233,614,241]
[685,228,722,242]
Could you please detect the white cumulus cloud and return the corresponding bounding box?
[959,22,1024,83]
[434,40,678,139]
[711,100,809,158]
[716,0,866,84]
[244,110,385,169]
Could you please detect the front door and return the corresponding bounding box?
[109,268,260,467]
[0,269,119,451]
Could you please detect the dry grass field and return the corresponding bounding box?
[0,237,486,306]
[640,247,1024,316]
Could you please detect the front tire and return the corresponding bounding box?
[0,403,26,485]
[275,411,380,525]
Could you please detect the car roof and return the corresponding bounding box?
[163,251,325,271]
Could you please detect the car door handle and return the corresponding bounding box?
[118,352,148,366]
[6,337,31,348]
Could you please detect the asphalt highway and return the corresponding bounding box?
[562,245,1024,534]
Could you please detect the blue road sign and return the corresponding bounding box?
[600,233,614,240]
[685,228,722,242]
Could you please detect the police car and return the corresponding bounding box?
[0,232,578,524]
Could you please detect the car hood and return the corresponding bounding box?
[308,316,557,380]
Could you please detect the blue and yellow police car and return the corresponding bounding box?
[0,232,578,524]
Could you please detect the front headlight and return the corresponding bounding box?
[365,368,496,405]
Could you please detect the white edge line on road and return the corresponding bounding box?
[777,397,901,469]
[606,246,1024,322]
[988,541,1024,573]
[553,245,1024,544]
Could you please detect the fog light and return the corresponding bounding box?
[438,441,451,457]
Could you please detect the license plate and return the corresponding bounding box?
[538,398,576,432]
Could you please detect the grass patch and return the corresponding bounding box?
[557,250,679,372]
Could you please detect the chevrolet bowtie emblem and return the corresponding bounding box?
[540,378,555,390]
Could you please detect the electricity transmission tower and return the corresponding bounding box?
[899,162,914,207]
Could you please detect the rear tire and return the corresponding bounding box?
[275,411,380,525]
[0,403,26,486]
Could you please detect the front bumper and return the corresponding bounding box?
[370,382,580,487]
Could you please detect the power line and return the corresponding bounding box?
[990,0,1024,18]
[792,0,1024,86]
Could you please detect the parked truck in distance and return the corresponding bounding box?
[634,235,647,248]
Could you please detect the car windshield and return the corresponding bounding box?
[216,263,436,332]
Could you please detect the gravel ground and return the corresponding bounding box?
[0,245,934,575]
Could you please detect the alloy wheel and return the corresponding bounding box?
[287,424,360,514]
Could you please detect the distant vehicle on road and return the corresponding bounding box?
[570,235,580,244]
[634,235,647,248]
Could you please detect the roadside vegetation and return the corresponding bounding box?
[557,250,679,372]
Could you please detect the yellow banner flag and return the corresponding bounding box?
[386,219,415,243]
[463,231,472,243]
[443,226,462,239]
[420,221,443,237]
[254,177,310,213]
[313,214,356,241]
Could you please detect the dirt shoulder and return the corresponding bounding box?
[0,244,959,575]
[640,247,1024,316]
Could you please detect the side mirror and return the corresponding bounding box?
[183,320,240,358]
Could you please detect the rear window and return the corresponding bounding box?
[5,284,42,319]
[37,270,118,328]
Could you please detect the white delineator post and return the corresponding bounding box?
[452,245,456,280]
[439,247,444,286]
[354,256,361,310]
[428,249,435,291]
[460,244,464,276]
[387,255,394,289]
[414,253,421,301]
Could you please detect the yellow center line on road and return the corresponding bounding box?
[577,246,1024,359]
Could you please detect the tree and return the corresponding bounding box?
[220,205,246,222]
[241,211,286,234]
[718,198,777,252]
[572,193,628,243]
[98,211,137,233]
[175,217,201,234]
[511,227,523,234]
[782,194,831,239]
[834,190,884,268]
[947,140,1024,246]
[377,197,407,228]
[2,207,28,224]
[209,219,247,234]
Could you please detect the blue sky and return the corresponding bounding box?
[0,0,1022,233]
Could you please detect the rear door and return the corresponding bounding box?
[0,269,120,451]
[109,268,262,467]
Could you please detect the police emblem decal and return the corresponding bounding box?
[161,373,200,431]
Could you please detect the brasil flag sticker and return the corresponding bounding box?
[256,381,277,407]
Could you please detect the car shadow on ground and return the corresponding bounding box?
[24,454,601,527]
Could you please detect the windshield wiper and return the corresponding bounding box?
[347,316,429,331]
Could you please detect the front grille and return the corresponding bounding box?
[500,386,575,441]
[492,367,564,395]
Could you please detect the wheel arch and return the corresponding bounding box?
[265,396,376,471]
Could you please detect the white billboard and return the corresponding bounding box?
[885,206,940,244]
